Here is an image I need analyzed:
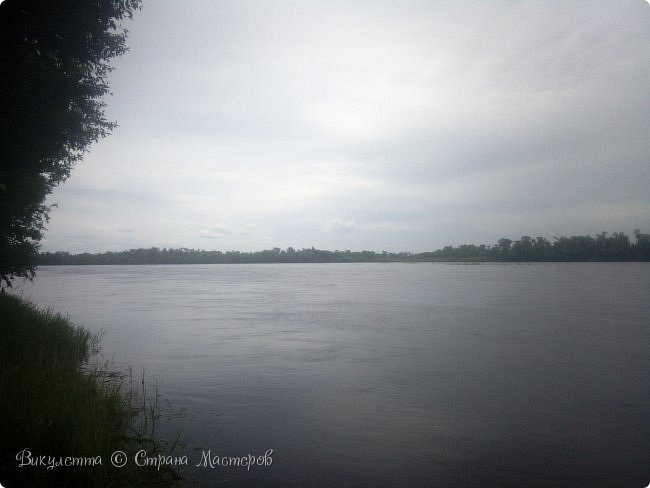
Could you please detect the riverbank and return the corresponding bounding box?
[0,292,180,487]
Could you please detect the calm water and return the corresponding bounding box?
[17,263,650,487]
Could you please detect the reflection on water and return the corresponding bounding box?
[19,263,650,487]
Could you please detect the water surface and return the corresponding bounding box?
[19,263,650,487]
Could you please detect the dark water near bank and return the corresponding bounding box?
[19,263,650,487]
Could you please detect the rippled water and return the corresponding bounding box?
[18,263,650,487]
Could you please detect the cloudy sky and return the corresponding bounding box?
[41,0,650,253]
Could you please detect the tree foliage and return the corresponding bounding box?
[0,0,141,287]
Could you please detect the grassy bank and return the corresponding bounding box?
[0,292,181,487]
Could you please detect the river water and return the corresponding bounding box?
[17,262,650,487]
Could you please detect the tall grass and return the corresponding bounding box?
[0,292,181,487]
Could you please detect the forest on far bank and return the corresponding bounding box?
[37,230,650,265]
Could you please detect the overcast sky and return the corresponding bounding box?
[41,0,650,253]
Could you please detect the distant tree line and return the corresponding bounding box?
[37,230,650,265]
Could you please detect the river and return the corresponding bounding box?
[17,262,650,487]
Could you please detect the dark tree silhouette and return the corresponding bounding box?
[0,0,141,287]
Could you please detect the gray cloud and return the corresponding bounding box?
[200,224,232,239]
[41,0,650,253]
[324,218,357,235]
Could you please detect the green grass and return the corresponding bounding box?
[0,292,181,487]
